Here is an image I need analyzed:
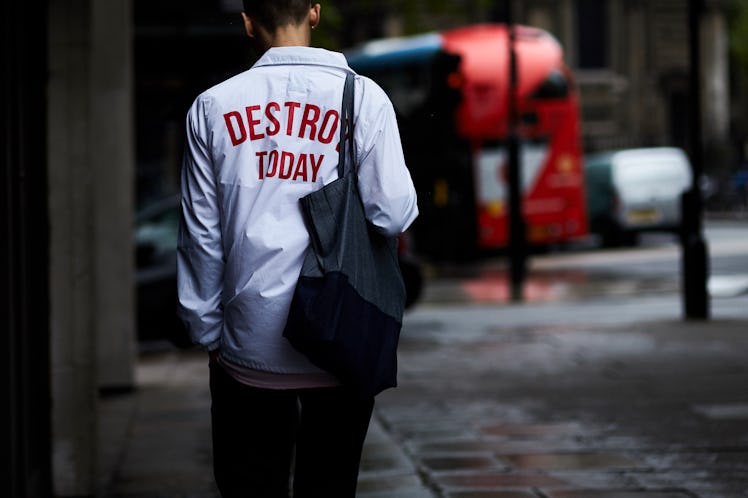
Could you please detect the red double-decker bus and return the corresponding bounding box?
[347,24,587,259]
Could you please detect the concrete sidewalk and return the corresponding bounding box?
[98,299,748,497]
[97,349,432,498]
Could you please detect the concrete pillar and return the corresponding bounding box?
[625,2,647,141]
[49,1,97,493]
[701,5,730,157]
[48,0,135,494]
[559,0,576,67]
[91,0,136,390]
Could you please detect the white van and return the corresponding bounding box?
[585,147,693,246]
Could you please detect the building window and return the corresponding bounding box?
[575,0,608,68]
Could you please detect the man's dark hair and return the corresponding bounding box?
[242,0,312,32]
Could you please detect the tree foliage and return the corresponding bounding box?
[313,0,497,50]
[729,0,748,74]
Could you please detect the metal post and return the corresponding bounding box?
[506,4,527,302]
[682,0,710,319]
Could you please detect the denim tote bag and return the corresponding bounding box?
[283,73,406,397]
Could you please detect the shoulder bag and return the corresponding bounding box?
[283,73,406,397]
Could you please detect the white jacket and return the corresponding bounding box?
[177,47,418,374]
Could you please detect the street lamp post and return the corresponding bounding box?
[505,2,527,302]
[683,0,711,320]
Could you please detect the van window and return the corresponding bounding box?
[613,154,691,191]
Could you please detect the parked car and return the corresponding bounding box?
[135,195,423,347]
[135,195,190,347]
[584,147,693,246]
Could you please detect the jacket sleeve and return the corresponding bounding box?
[355,78,419,237]
[176,96,224,351]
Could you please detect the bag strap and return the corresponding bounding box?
[337,73,356,178]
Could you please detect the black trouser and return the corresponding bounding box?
[209,363,375,498]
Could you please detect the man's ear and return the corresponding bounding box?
[241,12,254,38]
[309,3,321,30]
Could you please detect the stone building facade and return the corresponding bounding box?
[510,0,730,163]
[372,0,732,165]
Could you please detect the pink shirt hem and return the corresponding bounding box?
[218,357,341,390]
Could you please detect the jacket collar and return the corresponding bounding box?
[252,46,352,73]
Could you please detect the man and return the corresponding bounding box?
[176,1,419,496]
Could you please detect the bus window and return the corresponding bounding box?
[364,63,431,119]
[530,70,570,100]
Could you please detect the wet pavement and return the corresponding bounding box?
[97,348,433,498]
[99,225,748,497]
[378,306,748,498]
[99,292,748,498]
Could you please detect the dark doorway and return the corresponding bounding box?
[1,1,52,497]
[669,89,691,151]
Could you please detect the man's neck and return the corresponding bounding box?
[269,24,311,48]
